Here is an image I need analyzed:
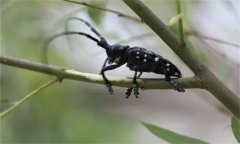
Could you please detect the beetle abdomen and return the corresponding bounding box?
[127,47,182,78]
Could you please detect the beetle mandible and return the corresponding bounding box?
[45,18,185,98]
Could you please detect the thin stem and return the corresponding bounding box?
[193,34,240,67]
[186,30,240,48]
[64,0,142,23]
[0,78,59,118]
[176,0,185,44]
[0,55,201,89]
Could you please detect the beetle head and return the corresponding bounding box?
[106,44,129,64]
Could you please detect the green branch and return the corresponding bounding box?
[122,0,240,118]
[186,30,240,48]
[0,55,201,90]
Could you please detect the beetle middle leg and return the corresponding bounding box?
[126,71,139,98]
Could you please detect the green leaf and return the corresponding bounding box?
[87,0,106,25]
[231,116,240,143]
[168,13,184,27]
[142,122,208,144]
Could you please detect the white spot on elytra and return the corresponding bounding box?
[155,57,159,61]
[166,63,170,67]
[144,59,147,62]
[167,68,170,71]
[175,72,179,75]
[136,56,140,59]
[137,51,140,55]
[144,54,147,57]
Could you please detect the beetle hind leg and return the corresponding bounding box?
[165,74,185,92]
[169,79,185,92]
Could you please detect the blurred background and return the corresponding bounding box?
[0,0,239,143]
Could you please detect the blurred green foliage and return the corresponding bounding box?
[86,0,106,25]
[1,0,237,143]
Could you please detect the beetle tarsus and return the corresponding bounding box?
[105,82,114,94]
[170,80,185,92]
[133,83,139,98]
[125,88,132,98]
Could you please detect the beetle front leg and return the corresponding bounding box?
[100,64,121,95]
[99,58,108,74]
[137,72,143,78]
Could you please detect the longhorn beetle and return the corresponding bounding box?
[45,18,185,98]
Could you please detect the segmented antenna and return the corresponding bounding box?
[64,17,106,51]
[67,17,105,40]
[42,31,100,64]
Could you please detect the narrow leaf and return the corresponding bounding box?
[142,122,208,144]
[0,78,58,118]
[0,100,14,112]
[231,116,240,143]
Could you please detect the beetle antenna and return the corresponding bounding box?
[64,17,109,51]
[65,17,110,49]
[42,31,100,64]
[66,17,105,40]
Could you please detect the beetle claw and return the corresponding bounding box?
[105,83,114,95]
[125,88,132,98]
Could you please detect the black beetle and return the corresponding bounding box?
[44,18,185,98]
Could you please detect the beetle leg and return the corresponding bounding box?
[153,59,185,92]
[126,71,140,98]
[99,58,108,74]
[126,71,139,98]
[165,73,185,92]
[100,64,122,95]
[133,71,139,98]
[137,72,143,78]
[125,87,132,98]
